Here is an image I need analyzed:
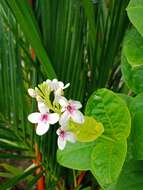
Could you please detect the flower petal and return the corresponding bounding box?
[38,102,49,114]
[28,88,37,98]
[52,78,58,83]
[58,81,64,88]
[70,100,82,109]
[56,128,61,135]
[46,79,51,84]
[71,110,84,124]
[59,111,70,126]
[66,132,76,143]
[63,83,70,89]
[58,96,68,107]
[48,113,59,124]
[36,123,49,135]
[55,89,63,96]
[28,112,41,124]
[58,136,66,150]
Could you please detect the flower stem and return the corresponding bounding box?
[73,170,77,188]
[34,143,45,190]
[77,171,86,186]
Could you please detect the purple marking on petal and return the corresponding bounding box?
[66,104,76,114]
[59,128,66,140]
[40,114,49,123]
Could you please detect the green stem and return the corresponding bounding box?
[73,170,77,188]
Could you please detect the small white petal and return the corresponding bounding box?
[49,79,59,91]
[63,83,70,89]
[52,79,58,83]
[71,110,84,124]
[56,128,61,135]
[55,88,63,96]
[59,96,68,107]
[48,113,59,124]
[53,94,61,103]
[28,88,37,98]
[61,107,66,112]
[66,132,76,143]
[70,100,82,109]
[46,79,51,84]
[59,111,70,126]
[36,123,50,135]
[38,102,49,114]
[28,112,41,124]
[58,81,64,88]
[58,136,66,150]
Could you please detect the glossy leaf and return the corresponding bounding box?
[117,93,133,107]
[85,88,131,139]
[57,141,96,170]
[121,28,143,93]
[58,89,130,189]
[69,116,104,142]
[113,160,143,190]
[127,0,143,37]
[130,93,143,159]
[111,136,143,190]
[85,88,130,189]
[91,138,127,190]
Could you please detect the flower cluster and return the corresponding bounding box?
[27,79,84,150]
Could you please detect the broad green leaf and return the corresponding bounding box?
[85,89,130,189]
[111,130,143,190]
[69,116,104,142]
[85,88,131,139]
[127,0,143,37]
[57,141,96,170]
[112,160,143,190]
[91,138,127,190]
[121,28,143,93]
[117,93,133,107]
[5,0,56,78]
[130,93,143,159]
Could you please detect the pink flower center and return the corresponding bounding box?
[40,114,48,122]
[59,129,66,140]
[67,104,75,114]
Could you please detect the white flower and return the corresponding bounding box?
[28,102,59,135]
[46,79,70,96]
[28,88,42,102]
[59,97,84,126]
[56,127,76,150]
[28,88,37,98]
